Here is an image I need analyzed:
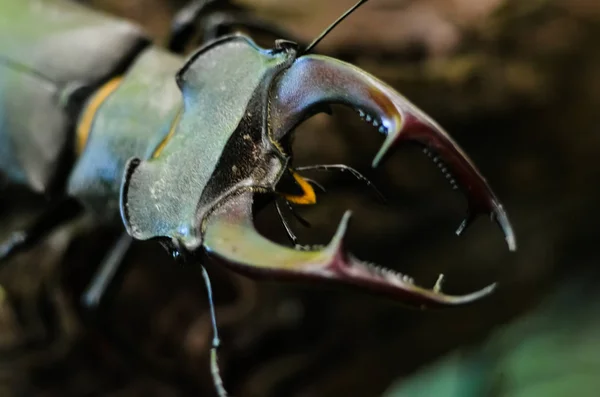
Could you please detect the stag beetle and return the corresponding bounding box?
[0,0,516,394]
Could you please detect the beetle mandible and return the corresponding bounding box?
[0,0,516,395]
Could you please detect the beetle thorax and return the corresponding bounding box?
[120,34,294,252]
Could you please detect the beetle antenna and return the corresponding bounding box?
[276,200,299,245]
[303,177,327,194]
[200,266,228,397]
[285,200,313,228]
[295,164,387,203]
[302,0,370,54]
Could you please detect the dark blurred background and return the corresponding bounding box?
[1,0,600,396]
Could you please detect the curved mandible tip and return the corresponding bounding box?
[269,55,516,251]
[202,191,497,309]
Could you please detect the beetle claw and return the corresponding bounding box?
[456,212,475,237]
[491,204,517,252]
[270,54,516,252]
[203,192,496,309]
[373,109,517,251]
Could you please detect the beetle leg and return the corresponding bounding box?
[199,265,228,397]
[81,232,133,309]
[170,2,304,53]
[0,198,82,263]
[270,55,516,251]
[169,0,220,52]
[203,191,496,309]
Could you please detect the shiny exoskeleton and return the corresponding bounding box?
[0,0,516,395]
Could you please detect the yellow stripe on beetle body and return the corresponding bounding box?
[284,172,317,205]
[152,108,182,159]
[76,77,123,155]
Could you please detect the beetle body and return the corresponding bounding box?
[69,46,183,224]
[120,36,297,250]
[2,0,298,246]
[0,0,149,194]
[1,1,519,394]
[1,0,517,358]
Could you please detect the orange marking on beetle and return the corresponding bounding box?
[152,109,182,159]
[76,77,123,155]
[284,172,317,205]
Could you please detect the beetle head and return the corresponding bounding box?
[120,33,515,309]
[200,37,517,309]
[120,35,299,251]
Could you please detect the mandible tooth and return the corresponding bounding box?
[433,274,445,293]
